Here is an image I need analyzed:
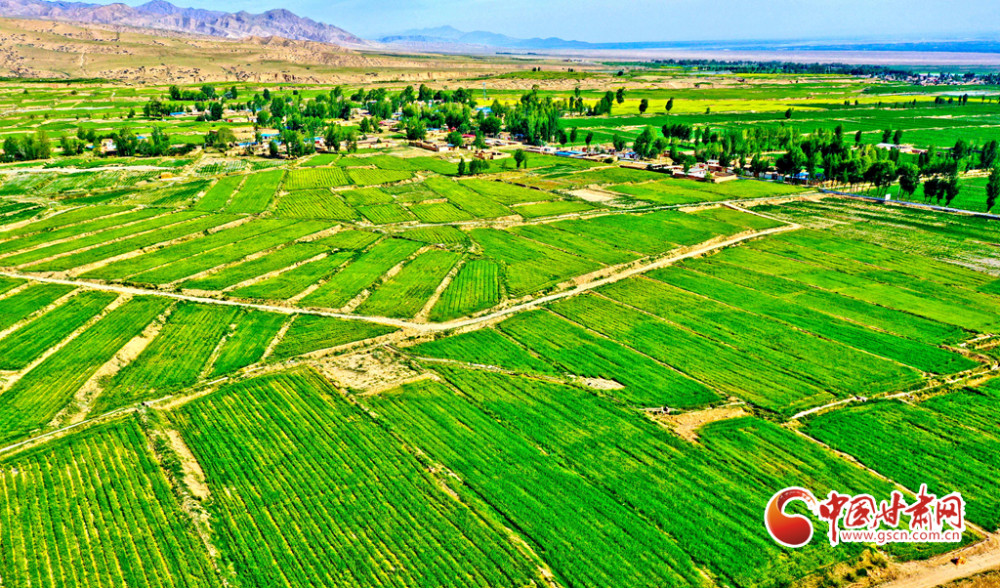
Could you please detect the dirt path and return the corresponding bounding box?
[0,220,800,334]
[878,535,1000,588]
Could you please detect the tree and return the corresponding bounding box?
[569,128,578,144]
[943,173,961,206]
[447,130,464,148]
[865,160,897,196]
[785,108,793,119]
[632,127,659,159]
[473,131,486,151]
[665,98,674,114]
[981,140,999,169]
[268,139,280,158]
[513,149,527,169]
[480,116,502,136]
[882,129,893,143]
[896,162,921,199]
[893,129,903,145]
[457,158,466,176]
[639,99,649,114]
[775,147,806,177]
[612,134,628,153]
[615,88,626,105]
[585,132,594,152]
[987,166,1000,212]
[855,130,863,146]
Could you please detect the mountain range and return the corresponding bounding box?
[0,0,996,56]
[0,0,366,46]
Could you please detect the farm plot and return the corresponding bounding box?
[27,213,240,273]
[409,201,473,223]
[314,229,380,250]
[675,252,967,345]
[509,223,638,265]
[496,309,718,407]
[342,187,393,205]
[0,283,75,331]
[181,242,327,291]
[0,422,222,588]
[400,226,469,245]
[0,210,201,268]
[271,315,396,359]
[598,277,923,402]
[356,203,416,224]
[283,167,350,191]
[358,249,462,318]
[652,263,975,374]
[82,219,293,281]
[0,206,145,256]
[225,169,283,214]
[300,238,423,309]
[395,367,924,588]
[128,220,331,285]
[347,168,413,186]
[232,251,353,301]
[424,177,512,219]
[409,328,555,374]
[471,229,600,297]
[195,175,242,211]
[462,179,557,205]
[368,376,703,588]
[172,370,546,588]
[0,290,116,370]
[548,293,839,414]
[806,382,1000,531]
[545,166,664,188]
[96,302,240,412]
[208,311,287,377]
[0,296,170,444]
[515,199,595,218]
[429,259,501,321]
[273,189,358,220]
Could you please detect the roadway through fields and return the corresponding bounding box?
[0,220,801,334]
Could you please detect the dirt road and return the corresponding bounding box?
[878,536,1000,588]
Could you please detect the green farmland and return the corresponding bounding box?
[0,67,998,588]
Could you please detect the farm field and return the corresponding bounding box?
[0,66,998,588]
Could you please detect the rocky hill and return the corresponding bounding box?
[0,0,367,47]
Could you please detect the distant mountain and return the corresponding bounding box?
[379,26,1000,55]
[379,26,595,51]
[0,0,367,47]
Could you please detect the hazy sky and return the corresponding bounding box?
[107,0,1000,42]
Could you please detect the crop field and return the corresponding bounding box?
[172,370,547,588]
[2,69,1000,588]
[806,380,1000,531]
[429,259,501,320]
[366,370,926,588]
[97,302,240,412]
[0,289,116,370]
[232,251,353,300]
[274,188,358,220]
[284,167,350,191]
[0,422,222,588]
[347,167,414,186]
[181,242,327,291]
[300,238,423,308]
[0,295,170,444]
[225,169,282,214]
[358,249,462,318]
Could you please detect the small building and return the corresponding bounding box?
[99,139,117,155]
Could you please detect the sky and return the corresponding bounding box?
[101,0,1000,42]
